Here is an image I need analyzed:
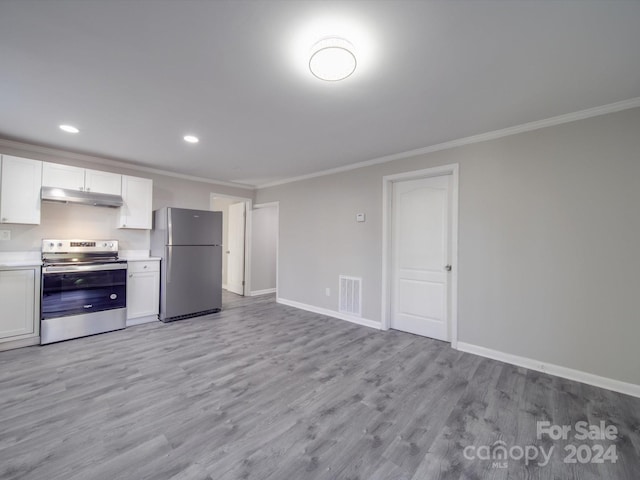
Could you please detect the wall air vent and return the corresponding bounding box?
[339,275,362,317]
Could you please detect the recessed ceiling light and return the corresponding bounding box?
[309,37,357,81]
[59,124,79,133]
[183,135,199,143]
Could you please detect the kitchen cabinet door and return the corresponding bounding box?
[85,169,122,195]
[42,162,85,191]
[0,155,42,225]
[0,268,38,340]
[119,175,153,229]
[127,261,160,321]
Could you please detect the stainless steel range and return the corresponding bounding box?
[41,239,127,344]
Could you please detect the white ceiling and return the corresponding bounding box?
[1,1,639,188]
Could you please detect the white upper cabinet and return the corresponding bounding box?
[42,162,121,195]
[84,169,121,195]
[42,162,85,191]
[119,175,153,229]
[0,158,150,227]
[0,155,42,225]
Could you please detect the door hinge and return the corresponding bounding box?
[242,280,245,286]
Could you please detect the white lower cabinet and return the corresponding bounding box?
[0,266,40,350]
[127,259,160,326]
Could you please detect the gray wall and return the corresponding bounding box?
[0,142,253,252]
[256,107,640,386]
[250,205,277,292]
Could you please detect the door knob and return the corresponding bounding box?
[444,265,452,271]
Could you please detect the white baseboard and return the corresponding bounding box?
[222,284,228,290]
[126,315,159,327]
[277,297,382,330]
[456,342,640,399]
[250,288,276,296]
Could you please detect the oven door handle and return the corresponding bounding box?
[43,263,128,274]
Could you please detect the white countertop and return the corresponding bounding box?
[0,251,41,268]
[119,250,160,261]
[0,261,42,268]
[0,250,161,267]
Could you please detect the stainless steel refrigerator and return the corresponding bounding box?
[151,207,222,322]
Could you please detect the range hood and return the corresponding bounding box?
[41,187,124,208]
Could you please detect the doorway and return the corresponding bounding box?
[250,202,278,296]
[227,201,246,295]
[211,194,252,296]
[381,164,459,346]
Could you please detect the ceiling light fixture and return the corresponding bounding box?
[183,135,199,143]
[309,37,357,81]
[59,124,79,133]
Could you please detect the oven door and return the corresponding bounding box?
[42,263,127,319]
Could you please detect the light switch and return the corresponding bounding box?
[356,213,366,222]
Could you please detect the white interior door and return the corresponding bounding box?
[227,201,246,295]
[391,175,451,341]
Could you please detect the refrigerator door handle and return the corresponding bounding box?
[167,246,172,283]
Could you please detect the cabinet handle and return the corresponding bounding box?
[86,187,91,192]
[129,274,133,278]
[143,265,148,269]
[79,187,84,191]
[1,218,6,222]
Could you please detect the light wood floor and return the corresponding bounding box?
[1,292,638,479]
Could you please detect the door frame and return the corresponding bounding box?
[253,201,279,297]
[381,164,459,347]
[210,193,253,296]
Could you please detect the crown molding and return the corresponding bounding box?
[2,96,639,192]
[257,96,640,189]
[0,138,255,191]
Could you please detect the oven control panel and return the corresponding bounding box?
[42,239,119,253]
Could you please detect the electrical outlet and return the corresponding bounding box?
[0,230,10,241]
[325,287,331,297]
